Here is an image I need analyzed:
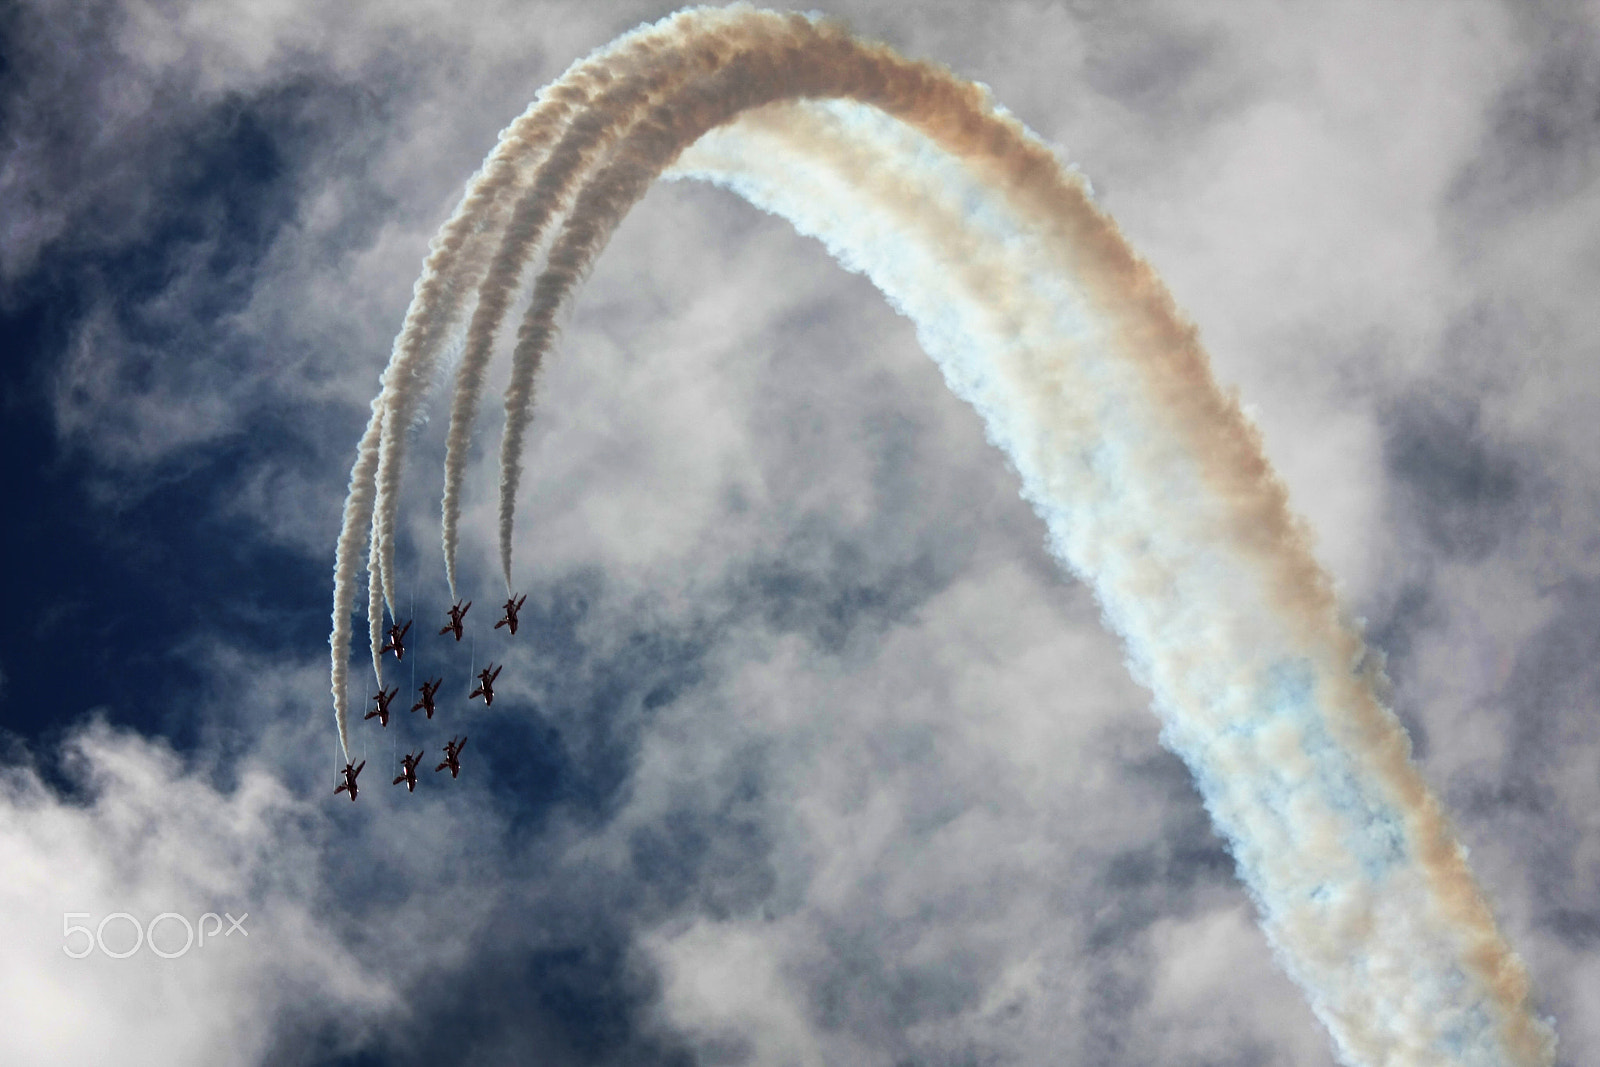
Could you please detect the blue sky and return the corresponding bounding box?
[2,1,1598,1065]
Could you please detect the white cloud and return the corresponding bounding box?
[0,721,389,1066]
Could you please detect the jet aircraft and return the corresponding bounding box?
[335,760,365,801]
[494,595,527,635]
[412,677,443,719]
[468,665,501,707]
[366,686,399,727]
[393,750,425,792]
[439,600,471,641]
[435,736,467,778]
[380,620,412,661]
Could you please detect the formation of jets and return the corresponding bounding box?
[336,594,528,803]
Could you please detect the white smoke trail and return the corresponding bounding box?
[367,511,385,688]
[329,400,383,754]
[492,12,853,587]
[336,9,1555,1064]
[666,98,1556,1066]
[333,8,764,749]
[373,11,754,614]
[436,6,791,599]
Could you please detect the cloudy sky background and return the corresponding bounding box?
[1,1,1597,1064]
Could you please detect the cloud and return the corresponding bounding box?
[0,720,388,1065]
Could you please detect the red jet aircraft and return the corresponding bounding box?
[412,677,443,720]
[380,620,412,661]
[393,750,425,792]
[439,600,471,642]
[468,665,501,707]
[494,595,527,635]
[435,736,467,778]
[366,686,399,727]
[335,760,365,801]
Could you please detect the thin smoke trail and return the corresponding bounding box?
[370,10,742,616]
[368,510,385,687]
[369,5,768,611]
[372,14,713,617]
[330,400,384,753]
[337,9,1555,1064]
[436,6,788,599]
[333,8,761,751]
[408,578,416,758]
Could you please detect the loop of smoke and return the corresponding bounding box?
[330,6,755,749]
[330,8,1555,1065]
[437,8,801,600]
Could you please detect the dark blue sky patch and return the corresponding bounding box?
[283,915,698,1067]
[48,77,400,468]
[742,523,943,656]
[532,612,718,824]
[93,90,292,311]
[624,741,778,923]
[1362,579,1441,760]
[808,911,989,1056]
[475,705,567,823]
[0,0,408,286]
[1382,391,1527,561]
[0,0,119,236]
[0,52,391,755]
[1491,579,1600,921]
[1088,748,1237,947]
[0,361,333,751]
[0,289,188,750]
[1447,6,1600,221]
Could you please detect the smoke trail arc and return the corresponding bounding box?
[331,9,1555,1066]
[332,7,764,748]
[494,16,1011,588]
[329,400,384,751]
[370,9,751,614]
[437,9,804,599]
